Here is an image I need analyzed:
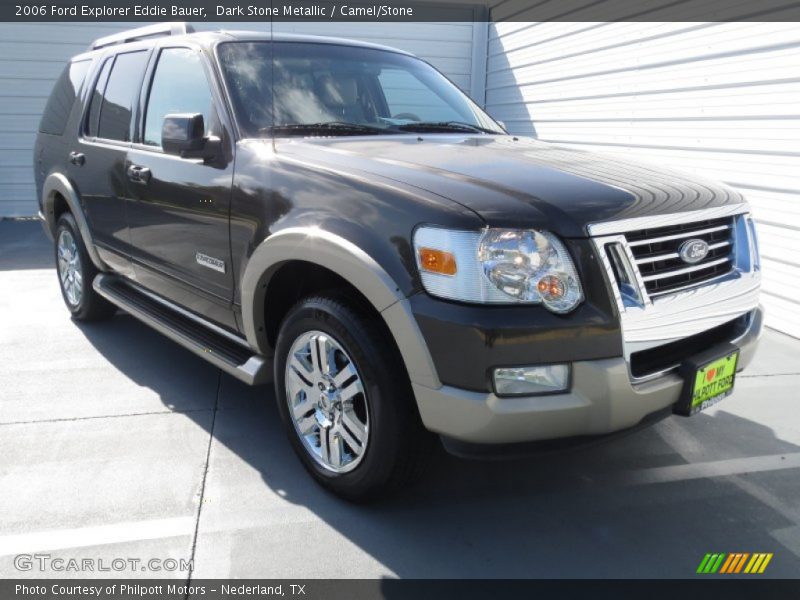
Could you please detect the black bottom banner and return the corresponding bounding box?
[4,579,800,600]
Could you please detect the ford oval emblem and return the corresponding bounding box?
[678,239,710,264]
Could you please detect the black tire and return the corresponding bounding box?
[274,293,433,502]
[54,213,116,322]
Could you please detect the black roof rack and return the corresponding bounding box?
[90,22,195,50]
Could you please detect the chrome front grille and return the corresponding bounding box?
[588,204,758,313]
[625,217,735,297]
[588,204,761,381]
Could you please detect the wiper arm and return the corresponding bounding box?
[259,122,396,136]
[396,121,496,134]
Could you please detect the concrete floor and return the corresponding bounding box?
[1,219,800,579]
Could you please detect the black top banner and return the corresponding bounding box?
[1,0,800,22]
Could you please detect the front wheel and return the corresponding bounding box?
[274,294,432,501]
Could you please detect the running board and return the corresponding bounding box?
[93,274,271,385]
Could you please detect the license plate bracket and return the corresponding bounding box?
[674,342,740,416]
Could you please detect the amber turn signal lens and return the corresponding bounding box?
[418,247,457,276]
[537,275,566,299]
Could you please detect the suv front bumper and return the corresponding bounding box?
[412,306,762,444]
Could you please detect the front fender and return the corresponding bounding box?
[240,227,441,389]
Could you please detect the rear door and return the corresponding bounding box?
[73,49,150,276]
[125,44,237,329]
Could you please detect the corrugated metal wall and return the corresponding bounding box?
[0,19,480,218]
[485,17,800,338]
[2,11,797,338]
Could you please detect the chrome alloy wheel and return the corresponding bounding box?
[57,229,83,307]
[285,330,370,473]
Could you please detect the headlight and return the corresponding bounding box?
[413,226,584,313]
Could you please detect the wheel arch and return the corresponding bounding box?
[241,227,441,389]
[41,172,107,271]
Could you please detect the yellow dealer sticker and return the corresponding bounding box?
[690,351,739,413]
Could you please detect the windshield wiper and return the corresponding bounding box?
[395,121,497,134]
[259,122,397,136]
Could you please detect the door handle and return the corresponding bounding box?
[126,164,151,184]
[69,152,85,166]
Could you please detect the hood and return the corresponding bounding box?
[276,135,745,238]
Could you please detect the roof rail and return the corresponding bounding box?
[90,22,195,50]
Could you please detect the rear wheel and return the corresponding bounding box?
[55,213,115,321]
[274,294,432,501]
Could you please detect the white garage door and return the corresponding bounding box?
[485,16,800,338]
[0,18,481,217]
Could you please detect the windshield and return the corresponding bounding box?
[216,41,505,137]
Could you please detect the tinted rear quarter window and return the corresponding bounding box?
[86,58,112,137]
[87,50,148,142]
[39,59,91,135]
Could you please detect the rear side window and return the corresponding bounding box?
[85,58,112,138]
[87,50,148,142]
[39,59,91,135]
[143,48,212,147]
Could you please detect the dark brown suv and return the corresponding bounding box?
[35,23,763,500]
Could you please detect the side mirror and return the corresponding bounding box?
[162,113,220,161]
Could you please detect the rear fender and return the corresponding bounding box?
[41,172,107,271]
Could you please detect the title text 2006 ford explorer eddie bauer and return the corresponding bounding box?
[35,24,762,500]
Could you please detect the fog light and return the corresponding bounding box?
[493,364,570,396]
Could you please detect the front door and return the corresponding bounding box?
[125,45,236,329]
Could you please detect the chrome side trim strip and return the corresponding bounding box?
[639,257,731,282]
[587,203,749,236]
